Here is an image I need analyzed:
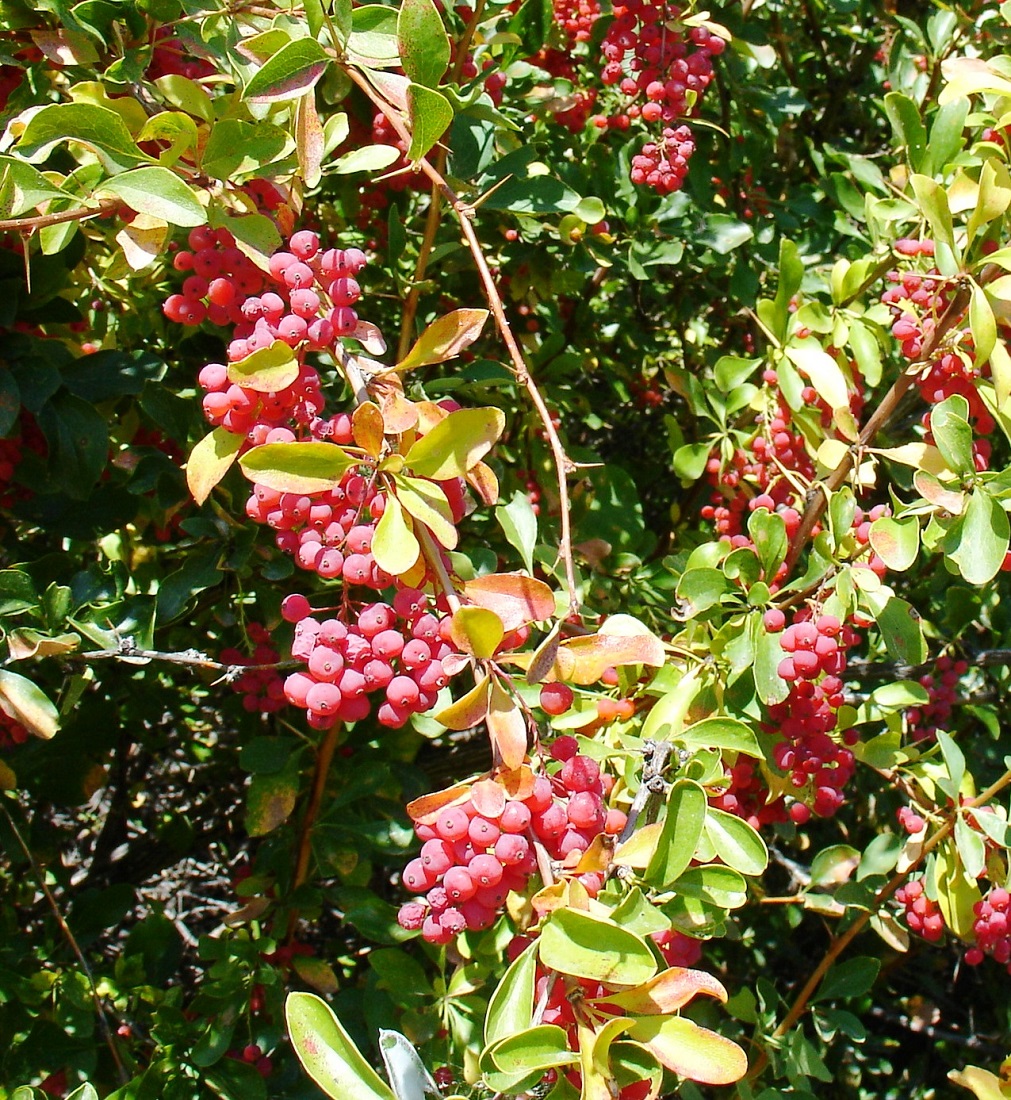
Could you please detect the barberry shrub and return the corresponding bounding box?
[1,2,1011,1100]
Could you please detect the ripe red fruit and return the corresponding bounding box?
[281,593,311,622]
[540,682,574,715]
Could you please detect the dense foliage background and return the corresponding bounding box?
[1,0,1011,1097]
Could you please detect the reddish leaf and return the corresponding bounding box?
[462,574,556,632]
[546,632,665,686]
[487,680,528,769]
[470,778,507,818]
[594,968,729,1015]
[352,402,386,458]
[396,308,490,371]
[405,781,473,825]
[627,1016,747,1086]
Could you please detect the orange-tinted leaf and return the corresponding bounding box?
[292,956,340,995]
[462,574,556,632]
[574,833,613,874]
[628,1016,747,1086]
[467,460,499,506]
[397,308,490,371]
[499,764,536,801]
[187,426,243,505]
[546,632,664,686]
[488,680,528,769]
[470,778,507,818]
[6,629,79,661]
[295,90,324,188]
[406,780,473,824]
[595,968,728,1015]
[450,606,504,658]
[434,674,491,731]
[353,401,386,458]
[353,320,387,356]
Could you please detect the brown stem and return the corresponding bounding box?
[287,723,342,941]
[741,764,1011,1087]
[0,198,122,233]
[396,0,488,361]
[2,803,129,1084]
[343,65,582,615]
[782,263,999,577]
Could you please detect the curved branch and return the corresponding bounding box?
[0,198,122,233]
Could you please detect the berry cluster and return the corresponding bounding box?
[598,9,724,192]
[710,758,787,830]
[896,804,926,834]
[895,878,945,942]
[398,751,626,944]
[965,887,1011,971]
[220,622,286,714]
[198,361,324,441]
[225,1043,273,1079]
[282,589,456,730]
[907,655,968,742]
[763,611,860,821]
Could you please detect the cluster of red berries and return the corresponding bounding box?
[710,759,787,829]
[629,125,696,192]
[965,887,1011,970]
[220,622,286,714]
[763,611,860,821]
[398,750,626,944]
[0,708,29,751]
[198,361,324,441]
[282,589,457,730]
[164,226,268,327]
[599,8,724,192]
[882,245,994,463]
[895,878,945,942]
[896,804,926,834]
[907,655,968,742]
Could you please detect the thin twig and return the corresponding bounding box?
[72,644,298,675]
[341,64,582,614]
[0,198,123,233]
[2,802,129,1084]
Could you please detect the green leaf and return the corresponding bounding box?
[676,717,761,758]
[495,491,538,575]
[812,957,881,1003]
[926,96,968,176]
[769,237,804,342]
[672,864,748,910]
[331,145,402,175]
[748,507,787,580]
[227,341,300,393]
[405,406,505,480]
[202,119,296,182]
[397,309,490,371]
[239,442,358,494]
[371,492,420,576]
[868,516,920,572]
[489,1026,579,1074]
[884,91,927,171]
[244,38,331,103]
[676,568,729,615]
[539,908,657,987]
[0,157,73,219]
[703,808,769,876]
[406,82,454,162]
[394,475,458,549]
[954,815,987,880]
[949,489,1009,585]
[485,938,538,1046]
[848,319,882,387]
[14,102,150,173]
[245,752,301,835]
[97,162,206,225]
[645,778,708,888]
[0,670,59,739]
[37,393,109,500]
[507,0,552,55]
[397,0,450,88]
[929,394,974,477]
[285,992,396,1100]
[969,282,997,367]
[967,157,1011,245]
[186,427,243,506]
[867,594,927,665]
[910,172,955,253]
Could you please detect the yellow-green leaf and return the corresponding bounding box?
[0,670,58,739]
[372,493,420,576]
[394,475,458,549]
[405,407,505,480]
[627,1016,747,1085]
[397,309,490,371]
[239,442,358,494]
[187,428,243,506]
[227,341,300,393]
[434,674,491,730]
[449,605,504,658]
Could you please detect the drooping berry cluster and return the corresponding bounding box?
[907,655,968,742]
[220,622,286,714]
[763,612,861,822]
[965,887,1011,970]
[198,362,324,441]
[598,9,724,192]
[895,878,945,942]
[398,752,627,944]
[283,589,457,730]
